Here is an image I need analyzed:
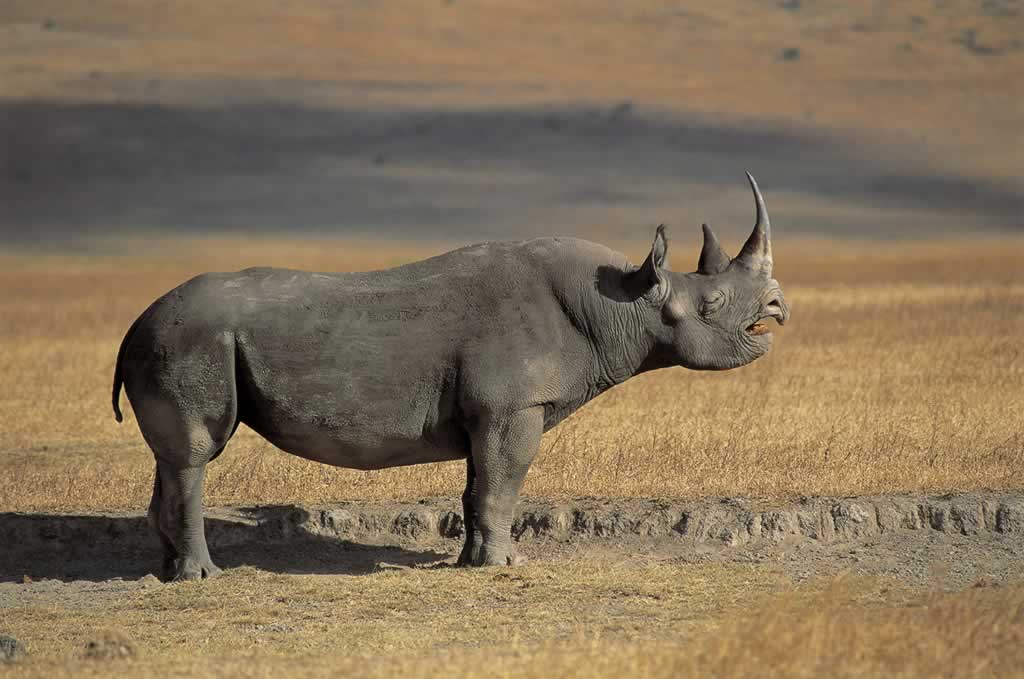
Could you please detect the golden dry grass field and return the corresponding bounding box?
[4,0,1021,182]
[2,0,1022,247]
[2,558,1022,678]
[1,236,1021,512]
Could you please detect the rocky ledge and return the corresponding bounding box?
[2,492,1022,557]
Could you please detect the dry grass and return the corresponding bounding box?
[2,559,1020,678]
[0,236,1021,511]
[2,1,1021,180]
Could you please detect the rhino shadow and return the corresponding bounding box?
[0,508,452,583]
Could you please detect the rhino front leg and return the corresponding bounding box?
[456,456,482,566]
[465,407,543,567]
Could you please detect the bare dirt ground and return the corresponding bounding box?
[2,493,1023,677]
[5,492,1024,587]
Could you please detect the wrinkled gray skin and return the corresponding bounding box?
[112,174,789,581]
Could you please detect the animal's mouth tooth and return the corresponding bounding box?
[746,322,771,336]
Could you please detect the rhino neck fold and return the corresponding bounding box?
[573,282,659,395]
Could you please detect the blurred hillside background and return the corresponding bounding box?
[1,0,1021,248]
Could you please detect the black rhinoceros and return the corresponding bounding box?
[113,173,789,580]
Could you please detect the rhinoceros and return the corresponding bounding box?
[112,173,789,580]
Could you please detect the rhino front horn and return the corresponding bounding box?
[733,172,772,276]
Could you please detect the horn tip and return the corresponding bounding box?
[744,171,769,229]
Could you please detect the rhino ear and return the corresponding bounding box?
[625,224,670,300]
[696,223,730,275]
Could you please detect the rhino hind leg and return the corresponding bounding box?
[156,462,222,581]
[457,456,482,566]
[129,335,238,581]
[146,469,178,579]
[465,407,542,567]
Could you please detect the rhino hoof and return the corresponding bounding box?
[469,547,527,567]
[170,558,222,582]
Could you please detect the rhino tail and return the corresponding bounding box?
[112,311,146,423]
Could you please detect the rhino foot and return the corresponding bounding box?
[169,557,223,582]
[456,531,483,567]
[476,552,527,567]
[460,542,527,568]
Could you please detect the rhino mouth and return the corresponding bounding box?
[747,296,788,336]
[746,321,771,336]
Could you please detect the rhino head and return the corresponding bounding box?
[627,173,790,371]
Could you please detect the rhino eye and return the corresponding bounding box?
[701,291,725,317]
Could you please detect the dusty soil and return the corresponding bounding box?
[2,530,1020,622]
[3,492,1022,589]
[5,519,1020,603]
[2,493,1022,677]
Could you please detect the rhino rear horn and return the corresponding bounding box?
[732,172,772,276]
[697,223,730,275]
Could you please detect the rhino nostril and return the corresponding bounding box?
[764,297,787,325]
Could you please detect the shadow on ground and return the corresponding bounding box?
[3,99,1020,245]
[0,510,452,582]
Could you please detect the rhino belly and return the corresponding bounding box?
[247,422,468,470]
[234,334,468,470]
